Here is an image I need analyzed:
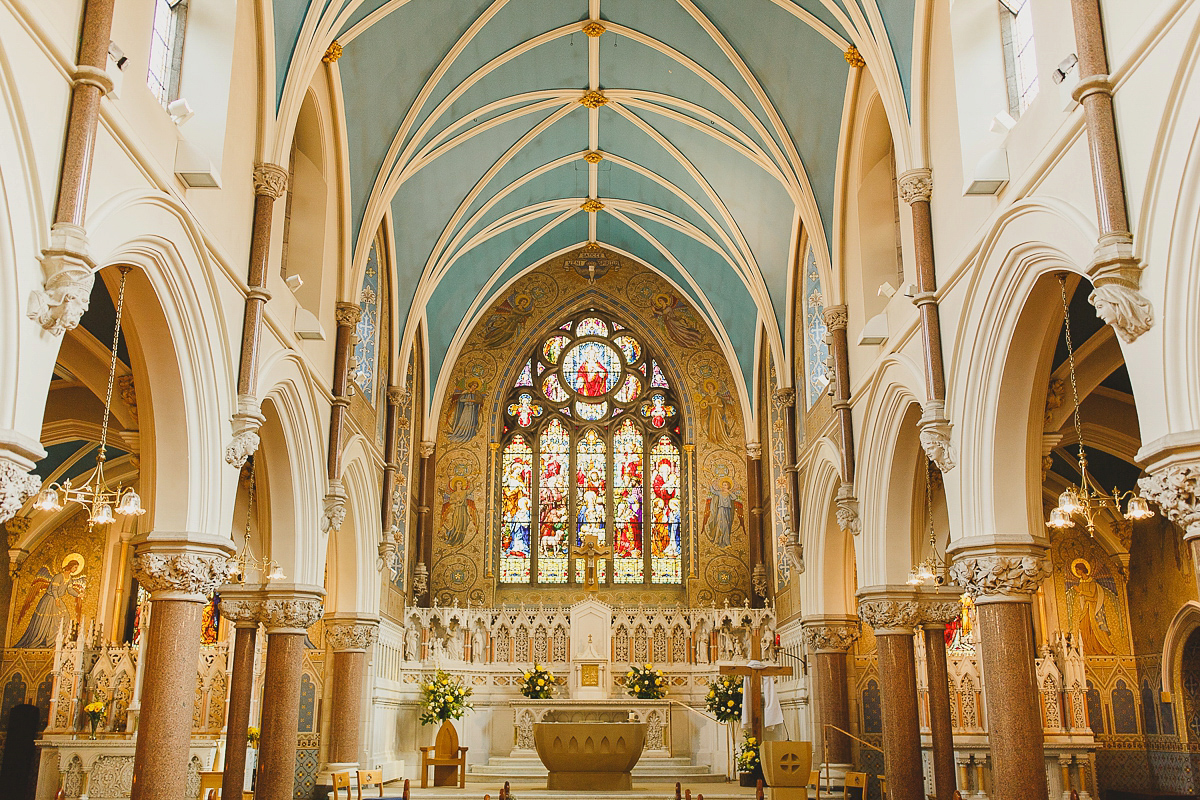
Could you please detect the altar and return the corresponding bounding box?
[510,699,673,757]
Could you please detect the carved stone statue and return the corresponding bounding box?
[718,629,732,661]
[471,627,486,663]
[445,630,464,662]
[404,626,420,661]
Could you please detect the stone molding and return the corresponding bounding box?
[1138,462,1200,539]
[950,554,1051,602]
[252,163,288,199]
[0,459,41,525]
[326,621,379,652]
[133,551,232,601]
[858,598,920,633]
[898,168,933,205]
[262,592,324,633]
[802,621,860,653]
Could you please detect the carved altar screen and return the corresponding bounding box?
[498,311,683,587]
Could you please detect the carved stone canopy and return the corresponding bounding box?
[802,621,860,653]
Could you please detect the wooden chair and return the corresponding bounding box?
[198,771,222,800]
[418,723,469,788]
[842,771,867,800]
[356,769,384,799]
[331,771,353,800]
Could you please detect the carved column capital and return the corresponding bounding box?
[919,400,956,472]
[29,223,96,335]
[387,387,407,406]
[772,388,796,410]
[0,459,41,525]
[261,587,325,633]
[252,163,289,199]
[420,441,436,459]
[822,304,848,332]
[898,169,933,205]
[858,595,921,634]
[835,481,860,535]
[917,597,963,627]
[949,551,1051,603]
[325,619,379,652]
[226,394,266,468]
[746,442,762,460]
[1139,462,1200,539]
[334,302,362,328]
[133,547,233,602]
[802,618,861,652]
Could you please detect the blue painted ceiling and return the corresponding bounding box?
[273,0,915,407]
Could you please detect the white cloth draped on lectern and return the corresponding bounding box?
[740,661,785,728]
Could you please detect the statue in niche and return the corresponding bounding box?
[701,478,745,548]
[698,379,738,446]
[694,620,710,664]
[471,626,487,663]
[731,630,746,659]
[445,629,464,662]
[444,377,486,442]
[14,553,87,648]
[439,477,479,546]
[404,626,420,661]
[1066,558,1122,655]
[718,629,733,661]
[430,636,446,663]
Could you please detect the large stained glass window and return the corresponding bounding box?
[350,234,382,403]
[803,246,831,408]
[498,311,684,588]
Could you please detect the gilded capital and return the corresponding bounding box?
[822,305,848,332]
[253,163,289,199]
[898,168,933,205]
[772,388,796,409]
[335,302,362,328]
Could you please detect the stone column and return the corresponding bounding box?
[858,593,923,800]
[918,594,962,800]
[323,618,380,773]
[950,539,1052,800]
[256,587,325,800]
[129,543,232,800]
[414,441,436,604]
[746,443,767,604]
[225,163,289,469]
[218,586,266,800]
[1067,0,1154,343]
[1136,440,1200,594]
[802,618,860,773]
[898,170,955,473]
[321,304,360,536]
[381,388,404,552]
[772,389,804,579]
[822,306,855,484]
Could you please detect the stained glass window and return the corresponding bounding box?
[803,246,831,408]
[499,435,533,583]
[350,234,382,403]
[497,311,684,588]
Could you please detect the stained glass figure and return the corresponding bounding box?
[349,236,381,402]
[613,420,644,583]
[575,429,607,583]
[576,400,608,420]
[803,246,832,408]
[563,341,621,397]
[613,335,641,363]
[649,436,682,584]
[542,373,569,403]
[516,360,533,387]
[543,335,570,364]
[650,361,669,388]
[538,421,570,584]
[640,394,676,428]
[576,317,608,337]
[508,393,543,427]
[499,436,533,583]
[615,375,640,404]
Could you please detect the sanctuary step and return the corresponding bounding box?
[399,781,753,799]
[467,755,727,783]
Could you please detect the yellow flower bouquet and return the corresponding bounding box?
[705,675,743,723]
[418,669,473,725]
[518,663,556,699]
[247,726,260,749]
[625,663,668,700]
[83,699,106,739]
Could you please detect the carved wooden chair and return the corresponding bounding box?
[356,769,384,799]
[418,722,469,788]
[842,771,867,800]
[331,770,354,800]
[198,771,222,800]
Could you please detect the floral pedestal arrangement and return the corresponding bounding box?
[625,663,668,700]
[737,732,762,788]
[419,670,474,788]
[519,664,557,699]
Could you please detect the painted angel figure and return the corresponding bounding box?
[440,478,479,546]
[14,553,87,648]
[444,378,485,442]
[479,290,535,348]
[701,478,745,548]
[650,293,704,348]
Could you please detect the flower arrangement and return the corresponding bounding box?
[419,669,473,725]
[705,675,743,723]
[247,726,260,749]
[736,731,760,773]
[83,699,105,739]
[519,664,557,699]
[625,663,667,700]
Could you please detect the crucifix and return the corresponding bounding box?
[577,533,610,591]
[720,627,792,743]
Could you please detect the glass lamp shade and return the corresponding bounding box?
[33,486,62,512]
[267,564,286,582]
[1125,495,1153,520]
[1058,488,1083,515]
[116,489,146,516]
[90,502,115,526]
[916,561,935,582]
[1047,506,1075,529]
[906,569,923,586]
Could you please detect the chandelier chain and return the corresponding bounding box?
[1058,275,1086,466]
[99,267,132,460]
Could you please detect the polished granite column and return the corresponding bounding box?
[858,592,923,800]
[802,617,860,773]
[218,585,266,800]
[919,594,962,800]
[950,539,1052,800]
[255,587,325,800]
[130,542,231,800]
[323,617,379,773]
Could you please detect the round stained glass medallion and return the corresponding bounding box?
[542,373,569,403]
[561,340,622,398]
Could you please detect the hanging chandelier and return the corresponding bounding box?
[907,455,946,586]
[32,266,146,528]
[228,459,285,583]
[1045,273,1153,533]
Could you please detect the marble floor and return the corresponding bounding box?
[378,781,760,799]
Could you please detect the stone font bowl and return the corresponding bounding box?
[532,721,647,790]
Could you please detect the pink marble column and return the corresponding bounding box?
[802,618,860,770]
[822,307,855,484]
[218,586,265,800]
[256,588,325,800]
[130,543,232,800]
[950,543,1052,800]
[919,597,962,800]
[859,595,923,800]
[745,444,767,605]
[324,618,379,772]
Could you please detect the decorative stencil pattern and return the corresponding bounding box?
[350,230,382,403]
[802,246,830,408]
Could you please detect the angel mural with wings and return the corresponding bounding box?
[479,290,535,349]
[440,477,479,547]
[14,553,87,648]
[701,478,745,548]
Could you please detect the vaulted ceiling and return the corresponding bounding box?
[270,0,918,407]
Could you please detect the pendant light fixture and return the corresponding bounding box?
[228,459,285,583]
[907,455,945,586]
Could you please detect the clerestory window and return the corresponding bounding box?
[497,311,683,587]
[999,0,1039,117]
[147,0,189,106]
